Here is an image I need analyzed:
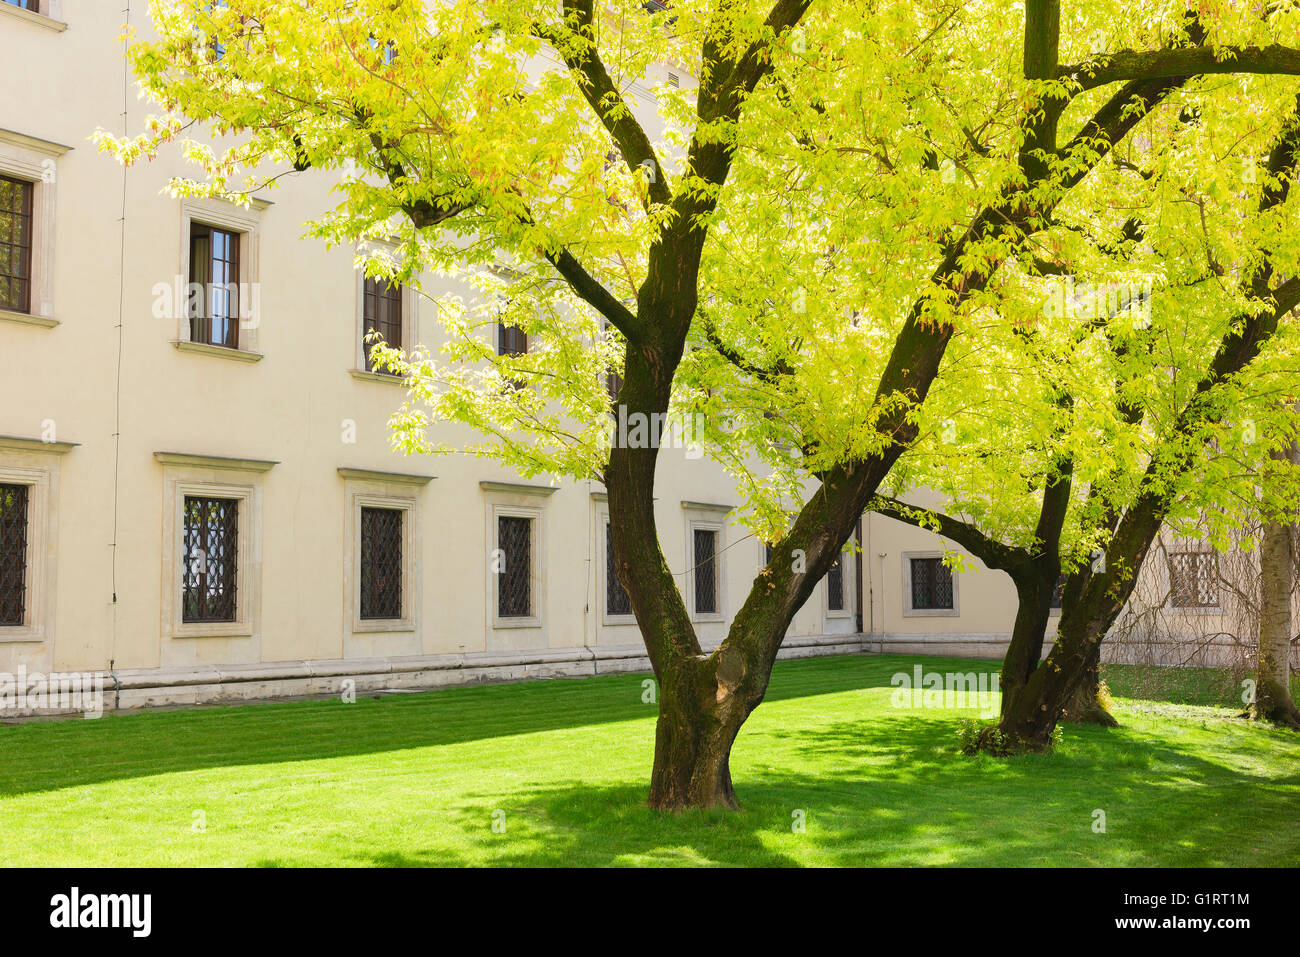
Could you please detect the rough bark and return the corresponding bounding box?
[1059,644,1118,727]
[996,95,1300,748]
[617,11,1208,806]
[1255,447,1300,729]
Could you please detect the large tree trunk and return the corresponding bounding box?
[647,647,756,810]
[1059,643,1118,726]
[999,572,1055,722]
[1255,466,1300,729]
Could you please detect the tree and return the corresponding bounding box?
[104,0,1300,804]
[1256,440,1300,728]
[876,95,1300,747]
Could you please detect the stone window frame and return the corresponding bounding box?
[902,549,961,618]
[0,1,66,32]
[482,482,555,632]
[157,452,275,640]
[172,196,268,360]
[593,496,637,627]
[0,436,74,642]
[0,129,70,328]
[1166,548,1223,613]
[682,502,730,624]
[338,468,432,635]
[824,537,856,621]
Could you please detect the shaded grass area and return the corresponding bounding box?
[1,654,1297,866]
[1101,660,1300,709]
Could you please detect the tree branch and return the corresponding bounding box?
[870,496,1029,572]
[534,2,672,208]
[1059,44,1300,91]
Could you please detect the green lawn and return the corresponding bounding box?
[2,653,1297,867]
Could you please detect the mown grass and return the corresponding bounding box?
[1,654,1296,867]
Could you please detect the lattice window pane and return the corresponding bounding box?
[360,507,403,619]
[826,551,844,611]
[362,277,403,372]
[911,557,953,610]
[0,175,34,314]
[0,483,30,626]
[182,496,239,623]
[498,515,532,618]
[1170,552,1219,607]
[694,528,717,615]
[605,521,633,616]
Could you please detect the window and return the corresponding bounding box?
[0,483,29,626]
[1050,574,1065,611]
[497,515,532,618]
[181,495,239,623]
[175,197,263,356]
[1169,551,1219,608]
[0,176,33,314]
[340,469,426,638]
[909,556,954,612]
[826,550,845,612]
[188,222,241,349]
[605,521,632,617]
[764,542,774,567]
[158,453,270,639]
[3,1,39,11]
[694,527,718,616]
[362,277,403,373]
[498,318,527,357]
[359,506,403,619]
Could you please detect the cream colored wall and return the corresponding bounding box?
[0,1,859,683]
[1,4,1249,688]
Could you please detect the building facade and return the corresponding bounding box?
[0,2,1286,715]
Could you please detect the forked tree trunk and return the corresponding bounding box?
[647,648,758,810]
[999,571,1055,722]
[1255,478,1300,729]
[1059,643,1118,727]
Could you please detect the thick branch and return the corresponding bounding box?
[1023,0,1060,80]
[1059,44,1300,91]
[871,496,1030,573]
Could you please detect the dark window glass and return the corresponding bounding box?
[694,528,717,615]
[189,223,240,348]
[826,550,844,611]
[0,483,30,626]
[910,557,953,611]
[606,369,623,403]
[0,176,34,314]
[182,496,239,623]
[362,277,403,373]
[498,515,532,618]
[1050,575,1065,609]
[764,542,774,567]
[360,507,403,619]
[1169,552,1219,607]
[498,319,527,357]
[3,1,40,12]
[606,521,632,616]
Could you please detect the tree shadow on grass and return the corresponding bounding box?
[237,711,1300,868]
[0,654,919,797]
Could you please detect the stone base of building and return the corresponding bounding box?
[6,632,872,718]
[10,629,1278,720]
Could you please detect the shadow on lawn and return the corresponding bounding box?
[0,655,977,797]
[268,713,1294,867]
